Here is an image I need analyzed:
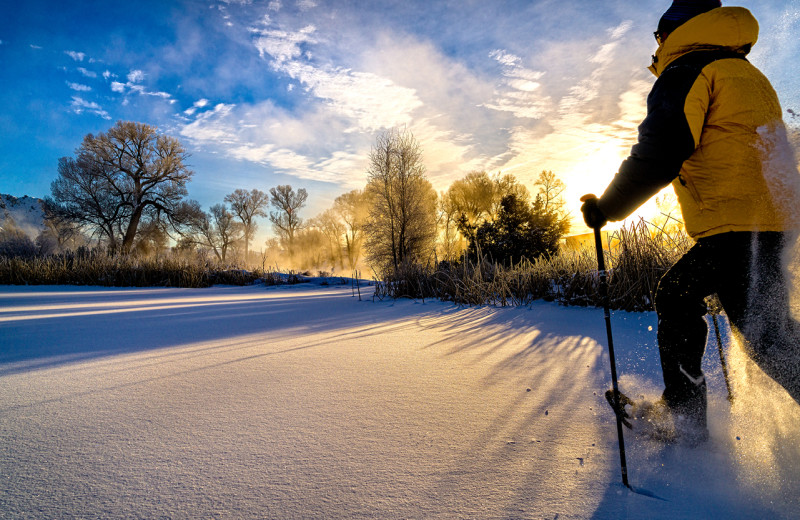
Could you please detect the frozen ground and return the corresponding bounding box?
[1,282,800,519]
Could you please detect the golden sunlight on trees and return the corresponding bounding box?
[50,121,194,254]
[269,185,308,259]
[333,189,369,270]
[456,170,569,264]
[364,129,438,275]
[443,171,531,257]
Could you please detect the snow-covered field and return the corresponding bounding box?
[2,282,799,519]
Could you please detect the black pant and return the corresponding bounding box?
[655,231,800,415]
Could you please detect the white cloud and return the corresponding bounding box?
[484,49,550,119]
[609,20,633,40]
[70,96,111,120]
[102,70,115,80]
[107,71,172,101]
[255,26,422,132]
[281,61,422,131]
[254,25,317,63]
[180,103,239,145]
[297,0,317,11]
[78,67,97,78]
[67,82,92,92]
[30,44,42,50]
[65,50,85,61]
[268,1,282,11]
[127,69,145,83]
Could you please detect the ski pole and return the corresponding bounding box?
[706,295,733,402]
[591,223,630,489]
[712,314,733,402]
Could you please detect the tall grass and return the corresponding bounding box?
[0,249,265,288]
[375,219,692,312]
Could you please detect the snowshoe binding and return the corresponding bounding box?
[605,389,679,444]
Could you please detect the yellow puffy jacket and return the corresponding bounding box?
[597,7,799,238]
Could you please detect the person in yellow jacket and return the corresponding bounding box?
[581,0,800,444]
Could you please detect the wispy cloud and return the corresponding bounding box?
[77,67,97,78]
[484,50,550,119]
[30,44,42,50]
[255,25,423,131]
[67,82,92,92]
[108,69,172,101]
[65,50,85,61]
[70,96,111,119]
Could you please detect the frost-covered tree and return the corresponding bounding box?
[364,128,437,274]
[333,189,369,270]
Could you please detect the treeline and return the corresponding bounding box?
[1,120,695,311]
[1,121,571,278]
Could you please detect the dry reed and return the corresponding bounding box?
[375,219,691,312]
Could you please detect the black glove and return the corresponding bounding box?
[580,195,608,229]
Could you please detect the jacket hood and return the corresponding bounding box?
[649,6,759,76]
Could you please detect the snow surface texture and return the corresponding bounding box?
[1,283,799,519]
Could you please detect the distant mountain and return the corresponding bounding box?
[0,194,46,238]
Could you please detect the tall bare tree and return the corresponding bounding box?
[364,128,437,274]
[224,188,269,261]
[50,121,194,253]
[268,185,308,258]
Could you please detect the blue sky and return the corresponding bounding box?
[1,0,799,238]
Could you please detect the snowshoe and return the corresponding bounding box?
[605,390,678,443]
[605,389,711,446]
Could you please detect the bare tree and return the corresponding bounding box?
[224,188,269,262]
[311,209,346,270]
[39,197,87,253]
[534,170,566,214]
[268,185,308,258]
[189,203,243,262]
[333,189,369,270]
[364,128,437,274]
[50,121,194,254]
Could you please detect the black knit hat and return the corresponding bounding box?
[657,0,722,34]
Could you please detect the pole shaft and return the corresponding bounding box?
[712,313,733,402]
[593,228,630,488]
